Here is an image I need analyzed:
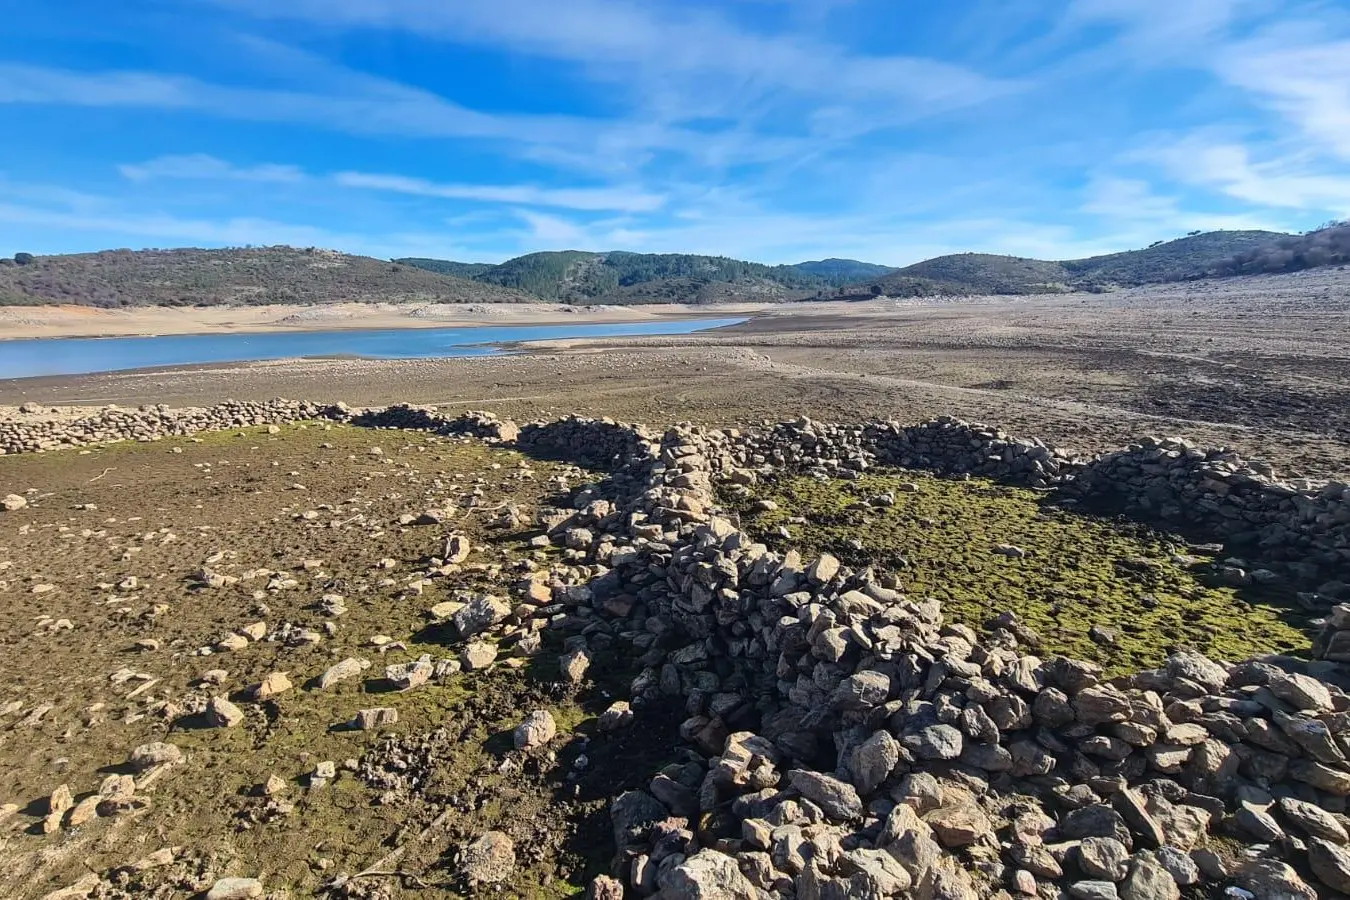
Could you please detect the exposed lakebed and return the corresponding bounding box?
[0,317,745,378]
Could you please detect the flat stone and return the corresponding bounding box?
[205,878,263,900]
[129,741,182,771]
[788,769,863,821]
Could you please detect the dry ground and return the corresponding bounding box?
[0,424,679,899]
[2,270,1346,478]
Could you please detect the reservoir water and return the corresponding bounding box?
[0,317,745,379]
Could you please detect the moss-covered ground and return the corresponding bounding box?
[723,469,1311,673]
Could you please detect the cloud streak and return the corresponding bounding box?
[334,172,666,213]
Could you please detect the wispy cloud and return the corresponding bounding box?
[1136,135,1350,215]
[1214,33,1350,160]
[120,153,306,183]
[209,0,1021,124]
[334,171,666,213]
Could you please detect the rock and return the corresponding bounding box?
[319,657,368,689]
[352,707,398,730]
[1291,759,1350,794]
[925,800,994,848]
[1233,860,1317,900]
[611,790,669,848]
[460,640,498,670]
[1070,882,1120,900]
[2,493,27,511]
[1278,796,1349,843]
[598,701,634,732]
[460,831,515,885]
[38,874,99,900]
[1120,854,1180,900]
[129,741,183,771]
[788,769,863,821]
[262,775,287,796]
[1268,671,1334,713]
[586,875,625,900]
[205,878,263,900]
[1235,804,1285,842]
[1154,847,1199,887]
[248,671,292,701]
[1075,684,1132,725]
[1079,837,1131,881]
[1309,838,1350,894]
[1113,789,1165,849]
[514,710,558,749]
[850,730,901,796]
[385,654,433,691]
[1061,805,1131,845]
[443,534,472,564]
[807,553,840,584]
[661,849,757,899]
[452,594,510,639]
[560,647,591,684]
[67,795,100,827]
[42,784,73,833]
[904,723,963,760]
[206,696,245,728]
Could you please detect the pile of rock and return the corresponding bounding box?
[0,399,343,454]
[511,422,1350,899]
[518,416,658,470]
[350,404,519,442]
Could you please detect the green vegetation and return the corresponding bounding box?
[723,470,1310,674]
[789,258,899,282]
[399,250,887,305]
[861,230,1292,298]
[5,225,1342,309]
[392,257,494,279]
[1207,220,1350,277]
[0,246,534,308]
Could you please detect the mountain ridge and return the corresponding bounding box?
[2,225,1345,308]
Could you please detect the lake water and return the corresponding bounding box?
[0,317,746,379]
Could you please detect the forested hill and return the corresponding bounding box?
[4,225,1344,308]
[0,247,532,308]
[856,229,1306,298]
[395,251,891,303]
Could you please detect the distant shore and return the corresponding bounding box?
[0,301,775,341]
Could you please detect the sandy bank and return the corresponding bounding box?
[0,301,776,341]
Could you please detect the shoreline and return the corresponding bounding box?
[0,301,774,341]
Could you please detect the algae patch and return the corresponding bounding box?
[724,470,1311,673]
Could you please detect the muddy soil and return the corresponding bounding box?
[0,424,679,899]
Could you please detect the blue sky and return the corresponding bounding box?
[1,0,1348,265]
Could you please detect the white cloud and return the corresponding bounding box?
[514,210,592,248]
[1138,136,1350,215]
[334,171,665,212]
[120,153,306,183]
[1214,34,1350,160]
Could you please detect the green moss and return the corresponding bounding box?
[724,470,1311,674]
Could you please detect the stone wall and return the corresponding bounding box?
[544,422,1350,899]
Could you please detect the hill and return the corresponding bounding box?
[0,247,532,308]
[787,258,898,282]
[399,250,836,304]
[859,230,1293,297]
[391,257,494,279]
[1207,221,1350,276]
